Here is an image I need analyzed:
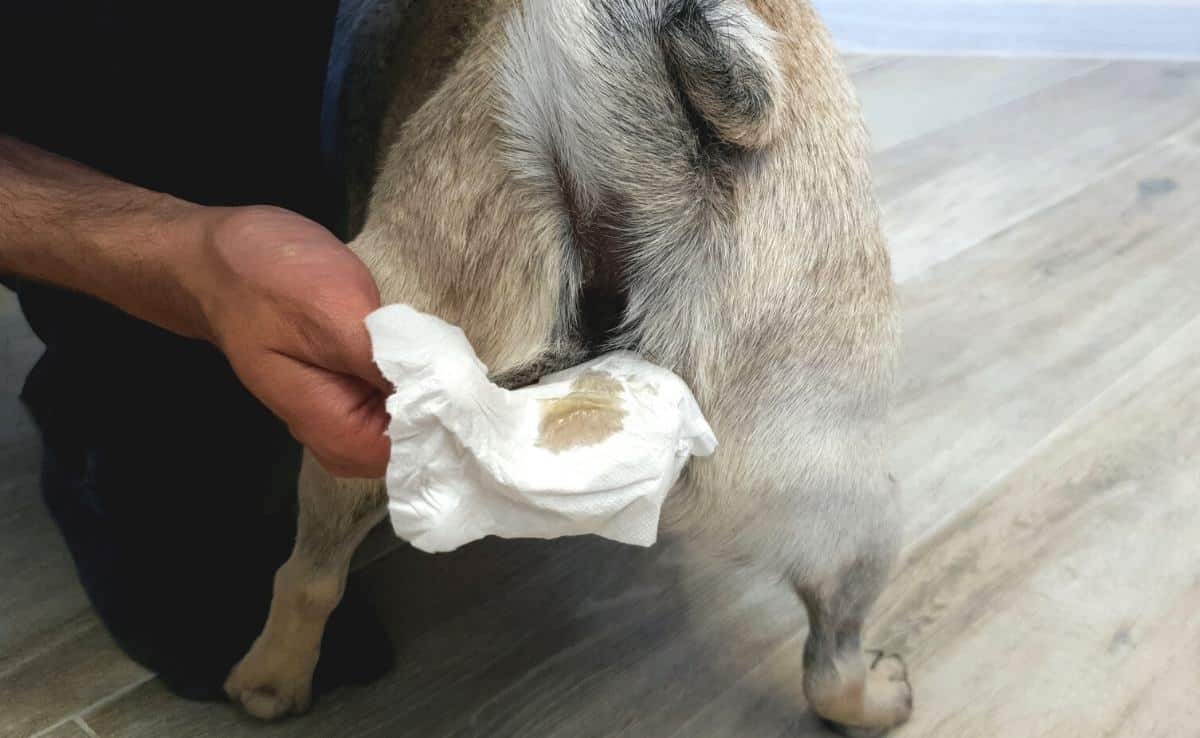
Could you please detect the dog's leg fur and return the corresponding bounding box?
[225,455,386,719]
[799,576,913,738]
[793,496,911,737]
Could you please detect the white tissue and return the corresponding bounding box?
[365,304,718,553]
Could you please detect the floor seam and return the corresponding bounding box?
[895,115,1200,286]
[29,674,157,738]
[871,59,1114,158]
[903,308,1200,561]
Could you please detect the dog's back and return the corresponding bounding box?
[351,0,894,384]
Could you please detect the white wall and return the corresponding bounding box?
[811,1,1200,59]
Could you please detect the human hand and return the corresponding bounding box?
[0,138,390,477]
[186,206,390,478]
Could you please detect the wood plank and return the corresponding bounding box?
[874,61,1200,281]
[85,542,801,738]
[0,468,92,667]
[0,288,43,475]
[34,720,93,738]
[0,289,128,738]
[853,56,1105,152]
[0,289,140,738]
[892,120,1200,542]
[1099,642,1200,738]
[84,537,681,737]
[456,566,799,738]
[0,612,149,738]
[871,315,1200,737]
[842,54,897,75]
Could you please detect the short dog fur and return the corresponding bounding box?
[225,1,911,734]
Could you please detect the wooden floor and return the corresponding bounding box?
[4,55,1200,738]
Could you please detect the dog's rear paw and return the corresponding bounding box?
[224,643,316,720]
[232,684,311,721]
[820,652,913,737]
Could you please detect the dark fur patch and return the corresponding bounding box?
[557,155,632,353]
[660,0,775,147]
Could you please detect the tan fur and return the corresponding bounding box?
[353,17,568,373]
[228,1,911,733]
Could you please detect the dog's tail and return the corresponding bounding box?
[499,0,785,349]
[657,0,785,149]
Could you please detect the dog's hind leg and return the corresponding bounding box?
[670,415,912,736]
[224,452,385,719]
[790,493,912,737]
[800,584,913,738]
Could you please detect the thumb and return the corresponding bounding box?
[336,319,392,394]
[308,308,392,394]
[248,351,391,478]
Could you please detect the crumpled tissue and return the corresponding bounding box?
[365,304,718,553]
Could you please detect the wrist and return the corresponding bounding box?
[158,202,235,344]
[169,204,291,349]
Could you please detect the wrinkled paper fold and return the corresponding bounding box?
[366,304,717,553]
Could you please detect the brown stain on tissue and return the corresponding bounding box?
[537,370,627,452]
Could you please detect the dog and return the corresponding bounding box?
[224,1,910,734]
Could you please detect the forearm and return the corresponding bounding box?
[0,135,216,339]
